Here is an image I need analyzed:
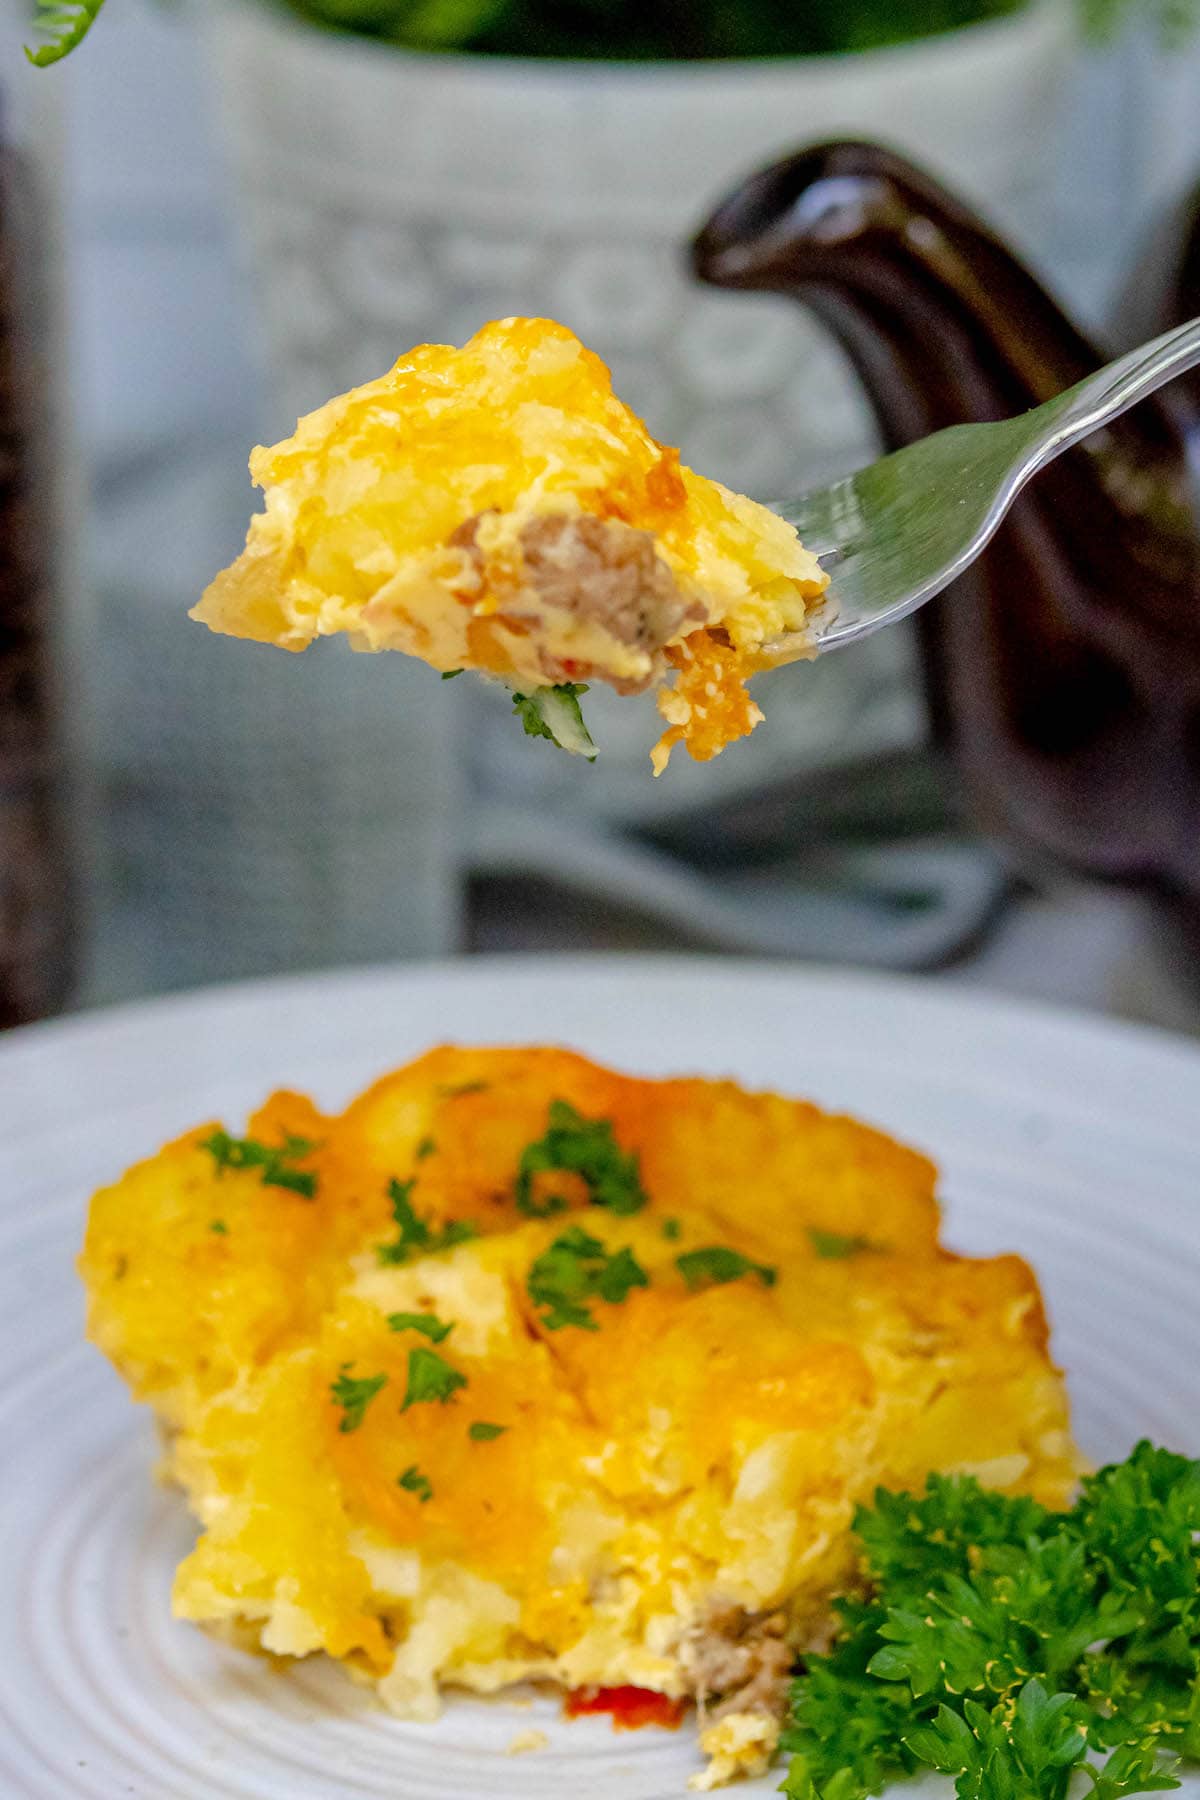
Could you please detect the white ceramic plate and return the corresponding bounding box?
[2,956,1198,1800]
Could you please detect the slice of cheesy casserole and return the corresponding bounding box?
[192,318,828,770]
[80,1048,1076,1789]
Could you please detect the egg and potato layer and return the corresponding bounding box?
[192,317,828,770]
[80,1048,1075,1788]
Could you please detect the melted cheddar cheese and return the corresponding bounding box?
[80,1047,1076,1787]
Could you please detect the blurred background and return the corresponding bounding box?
[2,0,1199,1035]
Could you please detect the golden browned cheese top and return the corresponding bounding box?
[79,1047,1076,1693]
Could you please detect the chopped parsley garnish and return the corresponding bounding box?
[526,1224,648,1331]
[280,1132,319,1156]
[200,1128,318,1198]
[209,1219,228,1235]
[661,1217,682,1240]
[387,1310,454,1344]
[468,1421,508,1442]
[401,1346,468,1410]
[330,1364,387,1432]
[809,1228,875,1259]
[377,1177,478,1266]
[440,669,463,680]
[511,683,597,760]
[781,1440,1200,1800]
[516,1100,647,1219]
[414,1135,437,1161]
[676,1246,777,1291]
[397,1464,433,1502]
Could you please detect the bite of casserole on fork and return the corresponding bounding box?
[193,317,828,769]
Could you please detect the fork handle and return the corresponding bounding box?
[1034,316,1200,467]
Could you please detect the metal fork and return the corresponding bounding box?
[766,316,1200,659]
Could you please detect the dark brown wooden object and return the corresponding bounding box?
[0,130,74,1026]
[694,143,1200,933]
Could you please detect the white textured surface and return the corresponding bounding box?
[1,958,1199,1797]
[204,0,1070,477]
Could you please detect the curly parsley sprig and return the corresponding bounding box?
[781,1441,1200,1800]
